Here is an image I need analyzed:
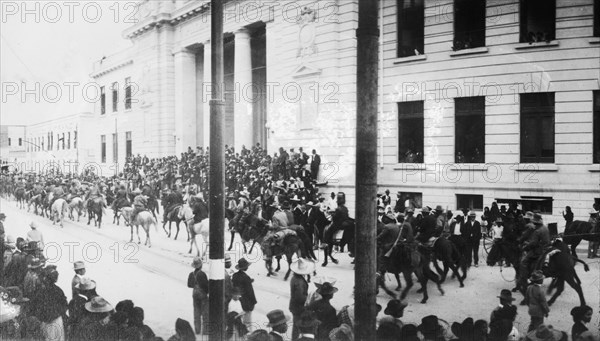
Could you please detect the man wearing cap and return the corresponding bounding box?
[71,261,86,298]
[519,213,550,288]
[266,309,290,341]
[463,212,482,267]
[289,258,316,339]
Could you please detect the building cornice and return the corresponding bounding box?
[90,60,134,79]
[123,1,210,39]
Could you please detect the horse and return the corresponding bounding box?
[320,218,354,267]
[112,198,132,225]
[87,197,105,228]
[562,220,600,257]
[146,196,160,220]
[487,238,589,306]
[29,193,46,216]
[260,229,312,280]
[51,198,68,228]
[228,212,270,254]
[432,236,468,287]
[121,207,157,247]
[163,205,184,240]
[14,187,28,209]
[68,196,85,222]
[377,243,445,304]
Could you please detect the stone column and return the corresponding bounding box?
[203,40,211,148]
[234,28,254,152]
[174,48,197,154]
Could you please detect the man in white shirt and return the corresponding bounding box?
[26,221,44,250]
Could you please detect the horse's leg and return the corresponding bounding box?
[564,273,587,306]
[570,240,579,258]
[399,269,414,301]
[98,211,102,229]
[188,233,195,254]
[87,210,92,225]
[275,256,282,272]
[394,272,402,291]
[284,254,293,281]
[130,225,134,243]
[265,258,273,277]
[432,257,445,282]
[227,231,235,251]
[547,278,565,306]
[162,219,169,236]
[329,244,338,264]
[248,240,256,254]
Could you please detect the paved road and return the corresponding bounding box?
[1,197,598,339]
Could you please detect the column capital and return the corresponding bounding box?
[203,39,211,46]
[234,27,251,37]
[172,47,194,57]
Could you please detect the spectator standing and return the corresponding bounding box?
[289,258,315,340]
[570,305,593,340]
[310,149,321,180]
[266,309,291,341]
[562,206,574,230]
[37,267,68,341]
[526,270,549,332]
[26,221,44,250]
[306,282,338,340]
[231,258,257,331]
[71,261,86,298]
[187,257,208,335]
[130,307,156,341]
[464,212,482,267]
[68,278,97,340]
[296,310,319,341]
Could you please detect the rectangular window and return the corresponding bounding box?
[67,132,71,149]
[453,0,486,50]
[456,194,484,211]
[495,197,553,214]
[594,91,600,163]
[520,93,555,163]
[520,0,556,43]
[455,97,485,163]
[41,139,44,151]
[112,82,118,112]
[74,131,77,149]
[8,138,11,146]
[18,138,22,146]
[112,133,118,163]
[397,0,424,57]
[101,135,106,163]
[595,0,599,37]
[398,101,424,163]
[100,86,106,115]
[62,133,65,150]
[398,192,423,209]
[125,77,132,110]
[126,131,132,158]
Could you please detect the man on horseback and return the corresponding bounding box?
[131,188,148,223]
[231,190,251,229]
[49,181,67,208]
[163,184,184,223]
[415,206,437,247]
[112,184,129,212]
[518,213,550,290]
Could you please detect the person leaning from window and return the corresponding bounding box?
[562,206,574,230]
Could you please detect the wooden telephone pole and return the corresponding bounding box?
[354,0,379,339]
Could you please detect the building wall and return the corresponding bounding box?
[379,0,600,225]
[0,125,26,165]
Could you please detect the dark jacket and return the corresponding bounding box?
[417,215,437,243]
[232,270,257,312]
[187,269,209,300]
[307,299,337,340]
[463,220,482,241]
[289,273,308,315]
[36,283,67,323]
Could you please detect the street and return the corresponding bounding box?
[2,197,597,339]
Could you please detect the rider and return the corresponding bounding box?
[415,206,437,246]
[112,184,129,211]
[49,181,67,207]
[131,188,148,223]
[519,212,550,288]
[163,184,184,223]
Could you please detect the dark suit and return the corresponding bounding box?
[307,299,337,340]
[310,154,321,180]
[463,219,482,265]
[289,273,309,340]
[232,270,257,312]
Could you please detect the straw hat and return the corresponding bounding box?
[266,309,290,328]
[290,258,316,275]
[76,278,97,291]
[73,261,85,271]
[85,296,114,313]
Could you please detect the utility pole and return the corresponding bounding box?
[208,0,225,339]
[354,0,379,339]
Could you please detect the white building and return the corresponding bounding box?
[0,125,26,170]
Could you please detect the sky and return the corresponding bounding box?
[1,0,133,125]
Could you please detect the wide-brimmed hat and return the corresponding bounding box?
[468,211,476,217]
[290,195,301,202]
[85,296,113,313]
[451,318,474,340]
[290,258,315,275]
[235,258,250,270]
[529,270,544,282]
[296,310,319,329]
[266,309,290,327]
[74,261,85,271]
[4,286,29,304]
[313,276,337,288]
[526,324,564,341]
[524,211,534,220]
[532,213,543,224]
[421,207,430,213]
[384,299,408,317]
[316,282,338,296]
[5,235,16,249]
[418,315,444,338]
[76,278,97,291]
[305,201,315,207]
[239,190,250,197]
[497,289,516,301]
[191,257,203,269]
[435,205,444,212]
[29,221,38,229]
[27,258,44,269]
[246,329,270,341]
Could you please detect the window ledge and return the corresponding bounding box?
[448,163,489,171]
[589,37,600,44]
[449,47,489,57]
[392,54,427,64]
[393,163,426,170]
[514,164,558,172]
[588,165,600,172]
[514,40,559,50]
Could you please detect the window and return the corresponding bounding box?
[595,0,599,37]
[455,97,485,163]
[457,194,484,211]
[112,133,118,163]
[18,138,22,146]
[67,132,71,149]
[126,131,132,158]
[519,0,555,43]
[125,77,132,110]
[520,93,555,163]
[100,86,106,115]
[453,0,486,50]
[398,192,423,209]
[594,198,600,212]
[398,101,424,163]
[62,133,65,150]
[495,197,553,214]
[8,138,11,146]
[397,0,424,57]
[112,82,119,112]
[594,91,600,163]
[74,131,77,149]
[101,135,106,163]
